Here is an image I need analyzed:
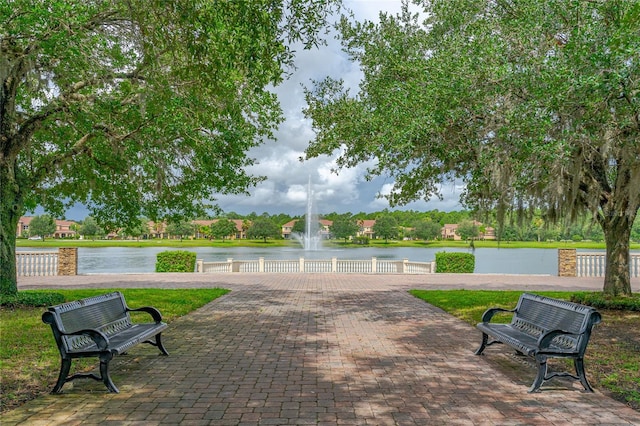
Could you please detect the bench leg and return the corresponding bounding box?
[475,333,488,355]
[156,333,169,356]
[574,358,594,392]
[99,353,119,393]
[52,358,72,393]
[530,355,548,393]
[144,334,169,356]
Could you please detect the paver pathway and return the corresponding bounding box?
[4,273,640,425]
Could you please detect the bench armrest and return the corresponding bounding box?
[537,329,575,349]
[62,329,110,350]
[127,306,163,323]
[43,311,110,350]
[480,307,516,323]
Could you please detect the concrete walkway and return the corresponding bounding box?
[4,273,640,425]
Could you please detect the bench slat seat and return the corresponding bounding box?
[43,292,168,393]
[475,293,601,392]
[475,323,577,357]
[63,323,168,355]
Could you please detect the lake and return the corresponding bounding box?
[18,246,586,275]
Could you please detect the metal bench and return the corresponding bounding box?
[42,291,169,393]
[474,293,601,392]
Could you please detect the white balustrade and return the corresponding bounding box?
[576,252,640,278]
[196,257,435,274]
[16,251,59,276]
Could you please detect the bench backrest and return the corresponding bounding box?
[44,292,132,352]
[512,293,601,353]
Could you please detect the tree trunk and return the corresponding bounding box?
[0,163,23,296]
[601,213,634,296]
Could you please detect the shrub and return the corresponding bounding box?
[571,292,640,311]
[156,250,197,272]
[435,252,475,273]
[353,236,370,245]
[0,291,65,307]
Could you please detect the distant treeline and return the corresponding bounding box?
[211,209,640,243]
[56,208,640,243]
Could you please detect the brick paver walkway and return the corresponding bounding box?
[4,273,640,425]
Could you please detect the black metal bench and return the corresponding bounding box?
[474,293,601,392]
[42,291,169,393]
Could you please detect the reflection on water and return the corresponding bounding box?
[18,246,567,275]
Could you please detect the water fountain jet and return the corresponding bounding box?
[292,177,323,251]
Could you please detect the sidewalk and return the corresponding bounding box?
[4,273,640,425]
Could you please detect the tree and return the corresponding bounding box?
[166,220,194,241]
[242,219,251,237]
[270,213,293,226]
[196,224,211,240]
[456,221,479,242]
[247,217,281,243]
[413,219,441,241]
[291,218,307,234]
[210,218,238,241]
[121,218,149,240]
[80,216,103,240]
[372,215,398,243]
[69,222,81,239]
[0,0,340,295]
[330,214,359,243]
[304,1,640,296]
[532,217,545,243]
[28,215,56,240]
[291,215,322,236]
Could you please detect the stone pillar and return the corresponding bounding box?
[57,247,78,276]
[558,249,577,277]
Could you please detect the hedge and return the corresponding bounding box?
[435,252,475,273]
[156,250,197,272]
[0,291,65,307]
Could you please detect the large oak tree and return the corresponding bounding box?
[1,0,340,294]
[304,1,640,295]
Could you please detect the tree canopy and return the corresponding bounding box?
[413,219,441,241]
[0,0,340,294]
[247,217,281,242]
[304,0,640,295]
[372,215,398,243]
[456,221,480,242]
[27,214,56,240]
[210,218,238,241]
[330,214,359,243]
[120,217,148,240]
[166,219,194,241]
[80,216,103,239]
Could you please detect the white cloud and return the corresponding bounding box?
[285,184,308,205]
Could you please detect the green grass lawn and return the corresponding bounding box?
[410,289,640,411]
[0,288,229,412]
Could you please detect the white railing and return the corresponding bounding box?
[196,257,435,274]
[16,251,58,276]
[576,252,640,278]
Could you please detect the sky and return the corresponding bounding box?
[57,1,464,221]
